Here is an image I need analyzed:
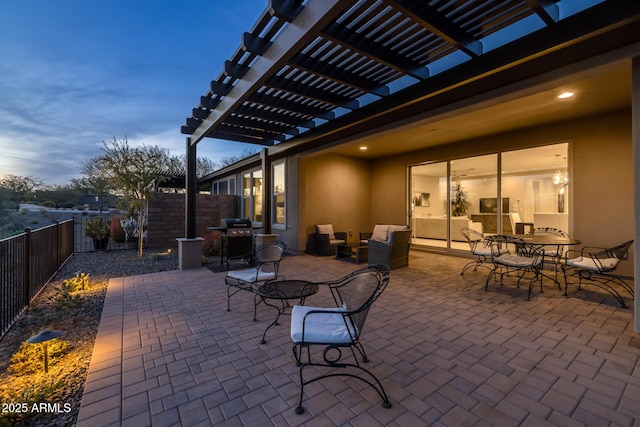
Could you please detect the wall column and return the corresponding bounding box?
[177,137,203,270]
[633,56,640,332]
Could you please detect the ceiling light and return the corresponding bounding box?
[359,146,368,151]
[558,92,574,99]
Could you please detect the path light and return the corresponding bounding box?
[27,330,63,373]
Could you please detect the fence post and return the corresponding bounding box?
[56,221,60,267]
[24,228,31,304]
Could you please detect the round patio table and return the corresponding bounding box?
[255,279,319,344]
[487,234,582,287]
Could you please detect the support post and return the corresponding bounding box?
[632,56,640,332]
[178,137,203,270]
[261,148,272,234]
[186,137,197,239]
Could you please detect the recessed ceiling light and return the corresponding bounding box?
[558,92,574,99]
[359,146,368,150]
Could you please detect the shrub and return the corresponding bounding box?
[41,200,56,208]
[202,230,221,256]
[63,201,75,209]
[84,217,110,239]
[8,339,70,376]
[110,216,126,242]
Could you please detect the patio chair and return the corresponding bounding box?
[368,226,411,269]
[306,224,347,256]
[224,240,287,317]
[530,227,570,282]
[459,227,494,275]
[290,264,391,414]
[561,240,634,308]
[485,235,545,300]
[359,231,372,245]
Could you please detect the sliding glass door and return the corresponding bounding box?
[410,142,569,251]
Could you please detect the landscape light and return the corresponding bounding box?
[27,330,63,373]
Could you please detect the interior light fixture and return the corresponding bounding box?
[558,92,574,99]
[552,154,569,185]
[359,146,368,151]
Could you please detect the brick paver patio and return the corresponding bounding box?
[76,251,640,426]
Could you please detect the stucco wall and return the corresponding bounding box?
[368,109,634,276]
[300,154,372,249]
[147,192,238,249]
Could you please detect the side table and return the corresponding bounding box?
[335,243,368,263]
[255,279,319,344]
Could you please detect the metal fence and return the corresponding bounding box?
[1,220,75,338]
[72,216,133,252]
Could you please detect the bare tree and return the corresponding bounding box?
[93,136,169,257]
[0,174,43,211]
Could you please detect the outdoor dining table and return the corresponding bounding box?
[255,279,319,344]
[486,234,582,287]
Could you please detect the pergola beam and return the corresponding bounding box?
[190,0,354,145]
[526,0,559,26]
[390,0,483,58]
[321,21,429,80]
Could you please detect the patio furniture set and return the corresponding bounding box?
[460,226,634,307]
[223,239,393,414]
[308,223,412,270]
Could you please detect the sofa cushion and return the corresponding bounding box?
[371,224,390,242]
[316,224,335,240]
[387,225,408,243]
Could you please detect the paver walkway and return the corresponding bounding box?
[76,251,640,426]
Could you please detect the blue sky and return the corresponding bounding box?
[0,0,266,185]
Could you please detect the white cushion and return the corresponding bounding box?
[387,224,407,243]
[316,224,335,240]
[566,256,618,272]
[474,248,492,257]
[291,305,355,344]
[371,224,390,242]
[329,238,346,245]
[226,268,275,283]
[494,254,541,268]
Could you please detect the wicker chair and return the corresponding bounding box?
[368,228,411,269]
[561,240,634,308]
[291,264,391,414]
[306,224,347,256]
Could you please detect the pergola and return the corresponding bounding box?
[177,0,640,329]
[179,0,639,238]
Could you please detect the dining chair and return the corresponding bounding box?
[224,240,287,318]
[290,264,391,415]
[530,227,570,283]
[561,240,634,307]
[485,235,545,300]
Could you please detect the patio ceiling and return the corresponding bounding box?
[181,0,640,154]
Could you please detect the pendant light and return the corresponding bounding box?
[552,155,563,185]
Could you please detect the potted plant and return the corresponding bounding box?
[120,217,139,249]
[451,182,470,216]
[85,217,110,250]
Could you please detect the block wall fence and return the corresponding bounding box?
[147,192,238,249]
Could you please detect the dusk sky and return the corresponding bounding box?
[0,0,266,185]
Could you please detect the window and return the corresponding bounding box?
[243,169,262,223]
[212,177,236,195]
[272,161,285,227]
